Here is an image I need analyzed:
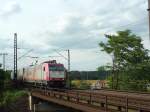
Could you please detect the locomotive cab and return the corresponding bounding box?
[43,60,66,87]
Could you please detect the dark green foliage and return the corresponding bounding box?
[0,70,26,108]
[0,69,5,92]
[0,70,11,92]
[100,30,149,68]
[0,90,27,107]
[0,70,13,106]
[99,30,150,91]
[70,71,109,80]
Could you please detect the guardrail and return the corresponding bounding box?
[31,89,150,112]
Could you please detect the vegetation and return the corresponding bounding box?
[99,30,150,91]
[0,69,8,91]
[71,80,94,89]
[0,90,27,107]
[0,69,27,108]
[70,71,109,80]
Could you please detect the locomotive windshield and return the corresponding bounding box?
[49,65,64,71]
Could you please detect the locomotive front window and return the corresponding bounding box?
[49,65,64,71]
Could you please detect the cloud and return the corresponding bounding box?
[0,38,12,50]
[37,0,148,51]
[0,0,149,70]
[36,14,103,50]
[0,1,21,18]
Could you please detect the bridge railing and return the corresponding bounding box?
[31,89,150,112]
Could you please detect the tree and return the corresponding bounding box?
[97,65,110,71]
[0,69,5,97]
[99,30,150,91]
[0,70,11,92]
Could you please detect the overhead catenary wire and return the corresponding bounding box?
[17,49,33,60]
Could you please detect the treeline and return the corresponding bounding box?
[70,71,109,80]
[0,69,11,91]
[0,69,27,110]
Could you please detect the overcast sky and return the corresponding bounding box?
[0,0,149,71]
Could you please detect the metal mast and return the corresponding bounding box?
[67,49,71,88]
[67,49,70,72]
[14,33,17,80]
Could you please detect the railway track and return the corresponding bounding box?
[24,81,150,94]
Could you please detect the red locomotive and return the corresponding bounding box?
[16,60,66,87]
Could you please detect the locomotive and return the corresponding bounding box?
[12,60,66,87]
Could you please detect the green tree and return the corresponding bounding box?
[99,30,150,91]
[0,69,5,98]
[0,70,11,92]
[97,65,110,71]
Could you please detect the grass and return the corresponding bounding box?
[71,80,98,89]
[0,89,27,107]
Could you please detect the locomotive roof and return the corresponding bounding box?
[43,60,57,64]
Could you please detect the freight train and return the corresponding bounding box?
[11,60,66,88]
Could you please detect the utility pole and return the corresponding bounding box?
[53,49,71,88]
[14,33,17,80]
[67,49,70,72]
[0,53,8,71]
[67,49,71,88]
[148,0,150,40]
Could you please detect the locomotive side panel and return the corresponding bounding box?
[24,65,42,83]
[17,69,24,81]
[42,63,49,81]
[34,64,42,81]
[25,67,33,82]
